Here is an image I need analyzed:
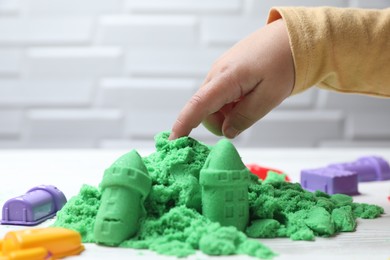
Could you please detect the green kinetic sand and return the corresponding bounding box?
[94,150,152,246]
[53,131,384,259]
[200,139,250,231]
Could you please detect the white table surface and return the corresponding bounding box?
[0,148,389,260]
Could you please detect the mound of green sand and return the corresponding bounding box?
[53,132,384,259]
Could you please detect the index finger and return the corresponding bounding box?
[169,77,241,140]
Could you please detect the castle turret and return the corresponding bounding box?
[199,139,250,231]
[94,150,151,246]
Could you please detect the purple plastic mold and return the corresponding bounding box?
[301,168,359,195]
[328,156,390,182]
[1,185,67,226]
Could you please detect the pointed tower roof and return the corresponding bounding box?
[111,149,148,174]
[101,149,151,198]
[204,139,246,171]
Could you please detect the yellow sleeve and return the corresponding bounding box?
[267,7,390,97]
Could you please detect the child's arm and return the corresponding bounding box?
[269,7,390,97]
[169,19,294,140]
[169,7,390,140]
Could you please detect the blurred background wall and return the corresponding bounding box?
[0,0,389,149]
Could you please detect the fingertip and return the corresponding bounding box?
[168,132,177,140]
[169,126,189,140]
[169,115,193,140]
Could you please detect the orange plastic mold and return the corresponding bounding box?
[0,227,84,260]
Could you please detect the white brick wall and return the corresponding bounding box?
[125,0,242,13]
[125,47,224,77]
[0,17,93,45]
[0,49,21,75]
[0,79,92,106]
[26,109,123,148]
[240,111,345,147]
[0,0,389,148]
[97,78,196,110]
[25,47,123,78]
[98,15,198,47]
[0,110,23,136]
[201,16,264,46]
[24,0,124,16]
[0,0,19,15]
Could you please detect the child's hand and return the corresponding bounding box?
[169,19,295,140]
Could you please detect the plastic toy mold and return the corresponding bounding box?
[246,164,290,181]
[0,227,84,260]
[301,168,359,195]
[300,156,390,195]
[328,156,390,182]
[2,185,67,226]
